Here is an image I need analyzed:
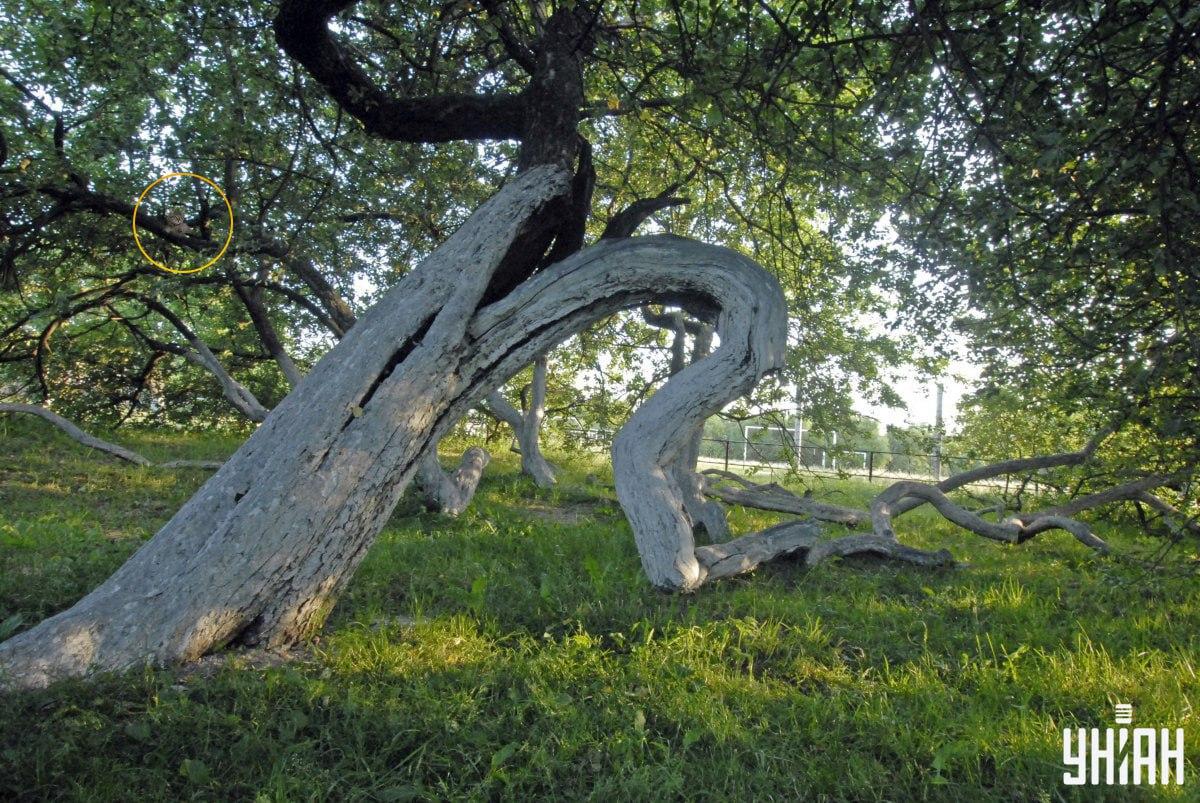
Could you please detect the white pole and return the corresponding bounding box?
[932,382,944,481]
[793,414,803,466]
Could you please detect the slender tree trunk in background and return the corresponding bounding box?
[0,167,789,688]
[132,295,270,422]
[234,278,304,388]
[415,445,491,516]
[525,356,553,482]
[483,354,557,487]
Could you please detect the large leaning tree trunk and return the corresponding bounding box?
[481,354,558,487]
[0,167,791,689]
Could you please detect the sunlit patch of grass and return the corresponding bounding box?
[0,418,1196,799]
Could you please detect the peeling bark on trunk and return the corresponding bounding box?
[415,445,490,516]
[482,354,557,487]
[0,168,795,689]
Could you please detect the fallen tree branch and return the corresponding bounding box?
[887,429,1113,517]
[0,403,223,469]
[701,469,867,526]
[874,479,1111,552]
[701,466,1114,558]
[693,520,953,582]
[801,534,955,569]
[1031,473,1185,519]
[1009,515,1109,552]
[871,481,1019,542]
[1136,491,1200,538]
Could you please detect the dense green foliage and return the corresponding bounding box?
[5,1,1190,455]
[2,418,1197,800]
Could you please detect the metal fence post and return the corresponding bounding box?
[723,438,730,472]
[868,451,874,483]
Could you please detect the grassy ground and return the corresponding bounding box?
[1,417,1197,801]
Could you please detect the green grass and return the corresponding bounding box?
[1,417,1197,801]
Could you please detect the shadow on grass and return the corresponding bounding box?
[0,426,1195,800]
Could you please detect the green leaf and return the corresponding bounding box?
[0,614,24,641]
[179,758,211,785]
[124,721,152,741]
[490,741,519,772]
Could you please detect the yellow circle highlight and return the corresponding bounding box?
[132,172,234,275]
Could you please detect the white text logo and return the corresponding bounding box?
[1063,705,1185,786]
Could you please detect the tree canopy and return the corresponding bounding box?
[0,0,1195,470]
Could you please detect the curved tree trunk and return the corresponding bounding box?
[671,324,730,541]
[0,167,791,689]
[0,166,568,689]
[642,309,730,541]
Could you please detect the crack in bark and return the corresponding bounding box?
[355,313,438,415]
